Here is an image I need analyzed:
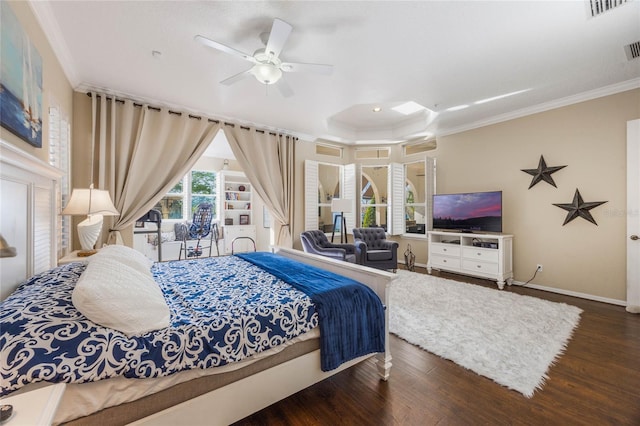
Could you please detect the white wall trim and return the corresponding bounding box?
[0,140,62,180]
[510,280,626,307]
[405,262,627,307]
[439,78,640,137]
[28,0,79,87]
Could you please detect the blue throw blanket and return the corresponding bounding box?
[237,252,385,371]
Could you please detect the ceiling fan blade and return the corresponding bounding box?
[280,62,333,75]
[265,18,292,58]
[277,79,294,98]
[195,35,256,64]
[220,68,254,86]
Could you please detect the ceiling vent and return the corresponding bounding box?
[588,0,628,17]
[624,41,640,61]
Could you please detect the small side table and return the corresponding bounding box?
[58,250,98,265]
[0,383,66,425]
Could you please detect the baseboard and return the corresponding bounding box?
[400,261,627,307]
[511,280,626,307]
[398,260,428,269]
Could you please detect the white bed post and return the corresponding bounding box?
[376,278,392,380]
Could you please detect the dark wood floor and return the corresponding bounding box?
[234,267,640,426]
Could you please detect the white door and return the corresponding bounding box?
[627,119,640,313]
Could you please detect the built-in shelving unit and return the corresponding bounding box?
[427,230,513,289]
[219,171,256,254]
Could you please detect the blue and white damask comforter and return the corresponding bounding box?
[1,255,320,396]
[0,253,385,397]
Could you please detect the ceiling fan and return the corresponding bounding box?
[195,18,333,97]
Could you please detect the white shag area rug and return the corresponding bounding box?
[389,270,582,397]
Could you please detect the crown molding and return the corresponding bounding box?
[28,0,80,87]
[438,78,640,137]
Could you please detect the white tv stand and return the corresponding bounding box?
[426,231,513,289]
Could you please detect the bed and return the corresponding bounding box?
[0,245,394,425]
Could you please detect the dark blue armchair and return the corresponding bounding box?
[352,227,398,272]
[300,230,357,263]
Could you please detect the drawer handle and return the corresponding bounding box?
[477,265,482,269]
[477,252,482,256]
[443,259,447,263]
[443,248,447,252]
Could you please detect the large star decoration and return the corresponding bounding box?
[521,155,567,189]
[553,189,607,226]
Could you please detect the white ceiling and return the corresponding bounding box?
[31,0,640,145]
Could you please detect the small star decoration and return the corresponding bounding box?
[553,189,607,226]
[521,155,567,189]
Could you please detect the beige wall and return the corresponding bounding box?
[0,1,73,162]
[431,89,639,302]
[295,89,639,302]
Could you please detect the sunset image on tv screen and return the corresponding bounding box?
[433,191,502,232]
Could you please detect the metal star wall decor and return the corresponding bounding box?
[521,155,567,189]
[553,189,607,226]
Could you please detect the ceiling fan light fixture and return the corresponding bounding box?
[252,63,282,85]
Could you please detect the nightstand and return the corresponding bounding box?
[58,250,98,265]
[0,383,66,425]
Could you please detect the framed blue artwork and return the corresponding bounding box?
[0,2,43,148]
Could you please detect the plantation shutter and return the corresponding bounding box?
[343,163,356,235]
[426,156,436,231]
[304,160,319,231]
[389,162,404,235]
[48,105,71,258]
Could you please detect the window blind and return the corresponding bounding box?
[48,105,71,258]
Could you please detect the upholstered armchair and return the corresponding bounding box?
[352,227,399,272]
[300,230,357,263]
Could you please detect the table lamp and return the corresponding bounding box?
[62,184,119,256]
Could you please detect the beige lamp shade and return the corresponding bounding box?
[331,198,352,213]
[62,188,119,216]
[62,187,119,253]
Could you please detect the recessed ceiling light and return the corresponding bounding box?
[392,101,426,115]
[445,104,469,112]
[372,106,382,112]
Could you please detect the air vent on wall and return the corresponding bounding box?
[625,41,640,61]
[588,0,628,17]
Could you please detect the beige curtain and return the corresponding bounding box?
[223,126,296,247]
[89,93,221,245]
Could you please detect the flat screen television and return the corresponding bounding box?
[432,191,502,233]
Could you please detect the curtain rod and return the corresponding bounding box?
[86,92,297,138]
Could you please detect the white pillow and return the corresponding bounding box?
[91,244,154,275]
[73,255,170,337]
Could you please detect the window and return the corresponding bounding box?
[305,157,433,238]
[318,163,341,232]
[355,147,390,159]
[405,161,427,234]
[190,170,217,216]
[360,166,388,230]
[48,104,71,258]
[155,178,185,220]
[315,142,343,158]
[305,160,356,235]
[404,139,437,156]
[154,170,217,221]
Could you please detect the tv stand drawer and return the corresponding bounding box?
[429,254,461,270]
[430,244,461,257]
[462,247,499,262]
[462,259,499,275]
